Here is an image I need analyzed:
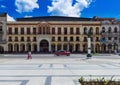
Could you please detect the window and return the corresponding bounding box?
[102,27,105,33]
[84,27,87,34]
[76,28,80,34]
[96,27,99,34]
[114,37,117,40]
[33,37,36,41]
[108,27,111,33]
[33,27,36,34]
[114,27,117,33]
[15,37,18,41]
[58,37,61,41]
[47,27,50,34]
[108,37,111,40]
[58,27,61,34]
[91,37,93,41]
[89,27,93,34]
[0,26,2,31]
[70,37,73,41]
[27,28,30,34]
[52,37,55,41]
[38,27,42,34]
[15,28,18,34]
[21,27,24,34]
[76,37,79,41]
[70,27,73,34]
[21,37,24,41]
[52,27,55,34]
[84,37,87,42]
[8,27,12,34]
[27,37,30,41]
[8,37,12,41]
[64,27,67,34]
[64,37,67,41]
[96,37,99,41]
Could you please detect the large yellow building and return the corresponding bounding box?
[0,13,119,53]
[6,16,102,53]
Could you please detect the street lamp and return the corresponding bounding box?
[87,29,92,58]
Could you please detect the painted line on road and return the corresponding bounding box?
[45,76,51,85]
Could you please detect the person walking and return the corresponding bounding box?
[27,51,32,59]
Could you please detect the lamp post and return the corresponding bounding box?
[87,29,92,58]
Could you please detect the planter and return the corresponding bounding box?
[79,81,120,85]
[79,76,120,85]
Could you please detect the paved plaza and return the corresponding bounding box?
[0,54,120,85]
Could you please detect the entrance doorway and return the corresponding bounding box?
[40,40,49,52]
[0,46,4,53]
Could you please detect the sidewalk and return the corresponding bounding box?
[0,54,119,85]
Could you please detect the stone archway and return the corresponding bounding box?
[40,40,49,52]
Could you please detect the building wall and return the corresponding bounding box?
[0,13,7,53]
[101,21,119,53]
[6,21,102,53]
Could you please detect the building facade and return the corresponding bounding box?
[101,19,119,53]
[0,13,120,53]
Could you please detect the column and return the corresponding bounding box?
[49,42,51,52]
[55,43,57,51]
[12,27,15,34]
[24,27,27,34]
[87,37,92,57]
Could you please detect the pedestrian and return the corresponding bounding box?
[27,51,30,59]
[29,51,32,59]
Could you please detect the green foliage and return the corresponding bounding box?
[78,76,119,85]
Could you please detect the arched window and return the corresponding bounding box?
[84,27,87,34]
[90,27,93,34]
[102,27,105,33]
[108,27,112,33]
[8,36,12,42]
[14,37,18,42]
[114,27,117,33]
[14,44,19,52]
[96,27,99,34]
[8,44,13,52]
[76,28,80,34]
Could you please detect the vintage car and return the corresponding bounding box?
[54,50,70,56]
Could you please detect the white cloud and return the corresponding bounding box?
[1,5,6,8]
[15,0,39,13]
[48,0,93,17]
[7,14,15,21]
[24,15,33,18]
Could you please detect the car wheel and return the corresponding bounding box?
[67,54,70,56]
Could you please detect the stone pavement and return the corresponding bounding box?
[0,54,120,85]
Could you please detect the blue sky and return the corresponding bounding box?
[0,0,120,21]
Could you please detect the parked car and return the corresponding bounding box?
[54,50,70,56]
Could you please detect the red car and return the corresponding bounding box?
[54,50,70,56]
